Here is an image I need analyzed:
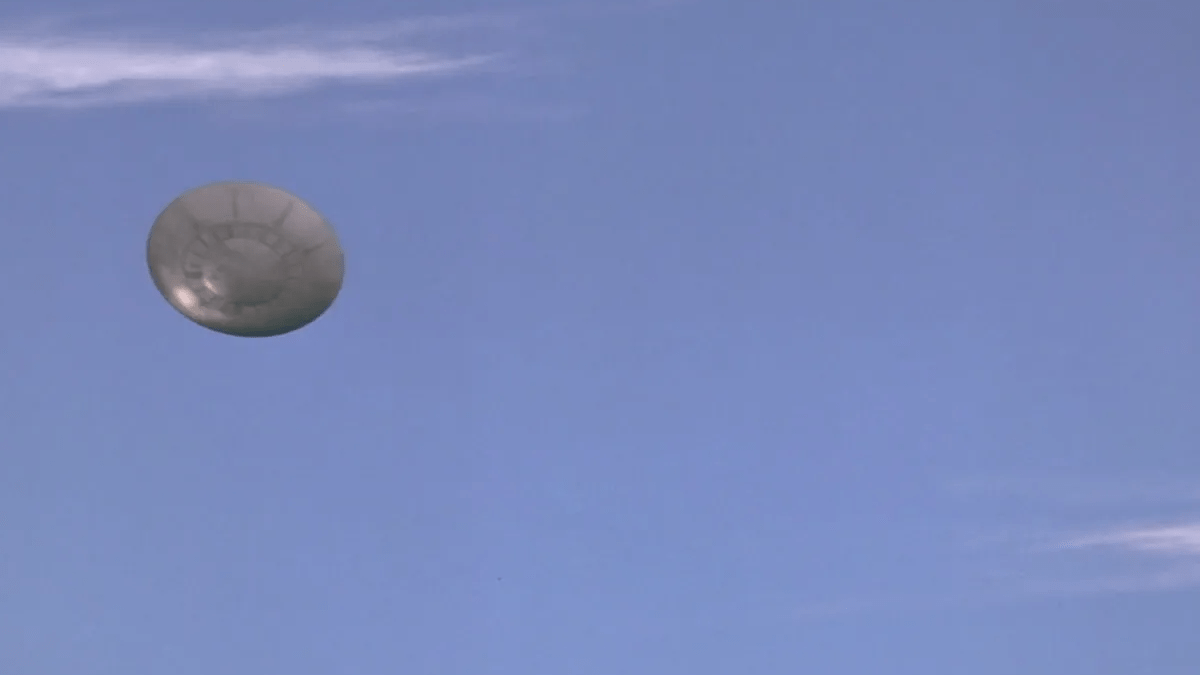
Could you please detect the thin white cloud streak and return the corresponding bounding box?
[0,19,502,109]
[1057,522,1200,557]
[790,482,1200,621]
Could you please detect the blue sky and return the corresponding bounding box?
[2,1,1199,672]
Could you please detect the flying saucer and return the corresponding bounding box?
[147,181,345,337]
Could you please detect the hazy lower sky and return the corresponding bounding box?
[2,1,1198,673]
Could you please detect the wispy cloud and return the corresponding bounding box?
[0,15,505,109]
[1057,522,1200,557]
[976,477,1200,599]
[790,476,1200,621]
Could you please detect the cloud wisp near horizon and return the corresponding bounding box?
[0,15,506,109]
[793,475,1200,621]
[968,472,1200,598]
[1056,521,1200,558]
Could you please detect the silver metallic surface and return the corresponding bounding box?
[147,181,344,337]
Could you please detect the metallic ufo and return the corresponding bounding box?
[147,181,345,337]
